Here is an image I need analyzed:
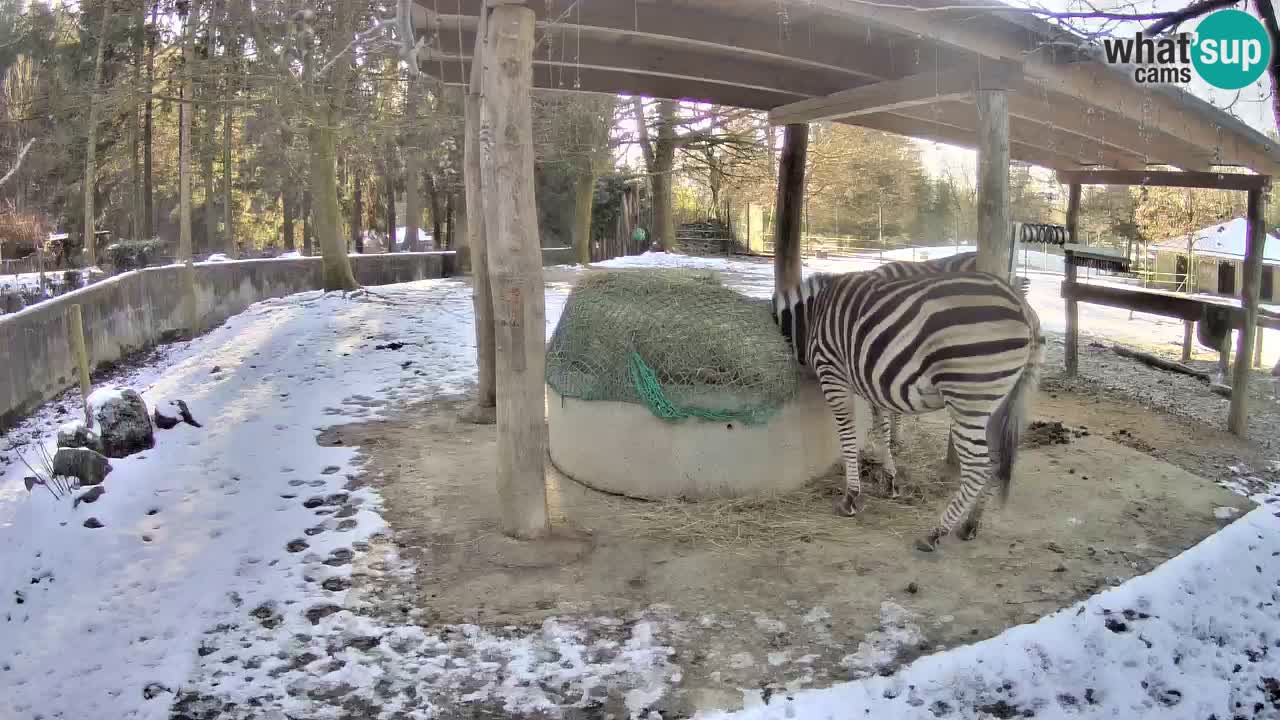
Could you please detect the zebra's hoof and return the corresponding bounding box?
[915,529,944,552]
[960,519,981,541]
[835,492,865,517]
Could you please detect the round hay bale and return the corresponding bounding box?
[545,268,840,500]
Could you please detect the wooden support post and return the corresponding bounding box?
[67,304,92,428]
[480,2,549,540]
[773,123,809,293]
[1182,320,1194,362]
[1256,326,1265,368]
[1218,331,1232,382]
[975,84,1010,278]
[1063,184,1082,376]
[1229,186,1268,435]
[463,6,496,420]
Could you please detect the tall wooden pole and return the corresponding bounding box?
[480,2,549,539]
[975,85,1010,278]
[1229,186,1269,435]
[464,6,496,419]
[1064,183,1082,376]
[67,304,92,428]
[773,123,808,293]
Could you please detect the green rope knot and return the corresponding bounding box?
[627,352,772,425]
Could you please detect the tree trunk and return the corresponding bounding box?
[351,173,363,254]
[179,0,199,332]
[282,189,295,251]
[654,101,679,252]
[464,5,496,415]
[402,75,422,252]
[302,190,313,256]
[480,3,549,539]
[310,121,358,291]
[443,192,455,250]
[131,0,144,241]
[384,155,396,251]
[223,103,234,257]
[83,0,111,267]
[202,115,216,253]
[427,171,443,249]
[572,167,596,264]
[143,0,156,240]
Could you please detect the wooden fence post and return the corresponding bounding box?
[1064,184,1082,376]
[975,83,1011,278]
[463,4,496,420]
[1229,186,1268,435]
[1182,320,1194,363]
[773,123,808,293]
[480,1,549,539]
[67,304,92,427]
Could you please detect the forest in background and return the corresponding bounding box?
[0,0,1278,273]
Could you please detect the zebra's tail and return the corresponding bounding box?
[989,329,1045,506]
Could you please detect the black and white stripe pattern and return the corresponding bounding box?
[866,252,1029,461]
[772,269,1043,552]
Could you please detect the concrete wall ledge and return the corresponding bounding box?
[1,252,455,432]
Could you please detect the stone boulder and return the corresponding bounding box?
[91,388,155,458]
[52,447,112,487]
[57,421,104,455]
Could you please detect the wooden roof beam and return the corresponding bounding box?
[892,102,1149,170]
[429,30,863,100]
[846,113,1086,171]
[423,5,977,87]
[808,0,1280,174]
[767,60,1019,125]
[1006,82,1214,172]
[1056,169,1272,190]
[421,58,805,110]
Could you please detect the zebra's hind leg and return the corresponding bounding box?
[959,480,998,541]
[917,419,992,552]
[870,409,900,498]
[818,373,866,517]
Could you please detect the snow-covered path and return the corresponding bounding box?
[0,252,1277,720]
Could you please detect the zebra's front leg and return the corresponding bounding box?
[819,374,865,517]
[917,422,990,552]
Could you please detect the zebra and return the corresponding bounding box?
[863,252,1030,469]
[772,269,1044,552]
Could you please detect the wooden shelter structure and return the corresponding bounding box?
[413,0,1280,537]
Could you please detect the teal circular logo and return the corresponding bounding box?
[1192,9,1272,90]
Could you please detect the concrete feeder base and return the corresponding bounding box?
[547,381,841,500]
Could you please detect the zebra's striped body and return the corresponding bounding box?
[772,269,1043,551]
[865,252,1029,463]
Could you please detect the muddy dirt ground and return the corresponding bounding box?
[326,381,1255,717]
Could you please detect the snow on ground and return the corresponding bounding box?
[2,250,1279,719]
[706,502,1280,720]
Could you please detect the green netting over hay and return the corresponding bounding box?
[546,269,801,425]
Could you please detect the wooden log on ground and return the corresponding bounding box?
[479,2,549,539]
[1111,344,1209,381]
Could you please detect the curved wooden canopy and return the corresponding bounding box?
[412,0,1280,176]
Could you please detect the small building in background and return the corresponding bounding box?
[1147,218,1280,302]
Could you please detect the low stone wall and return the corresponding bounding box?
[0,252,454,431]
